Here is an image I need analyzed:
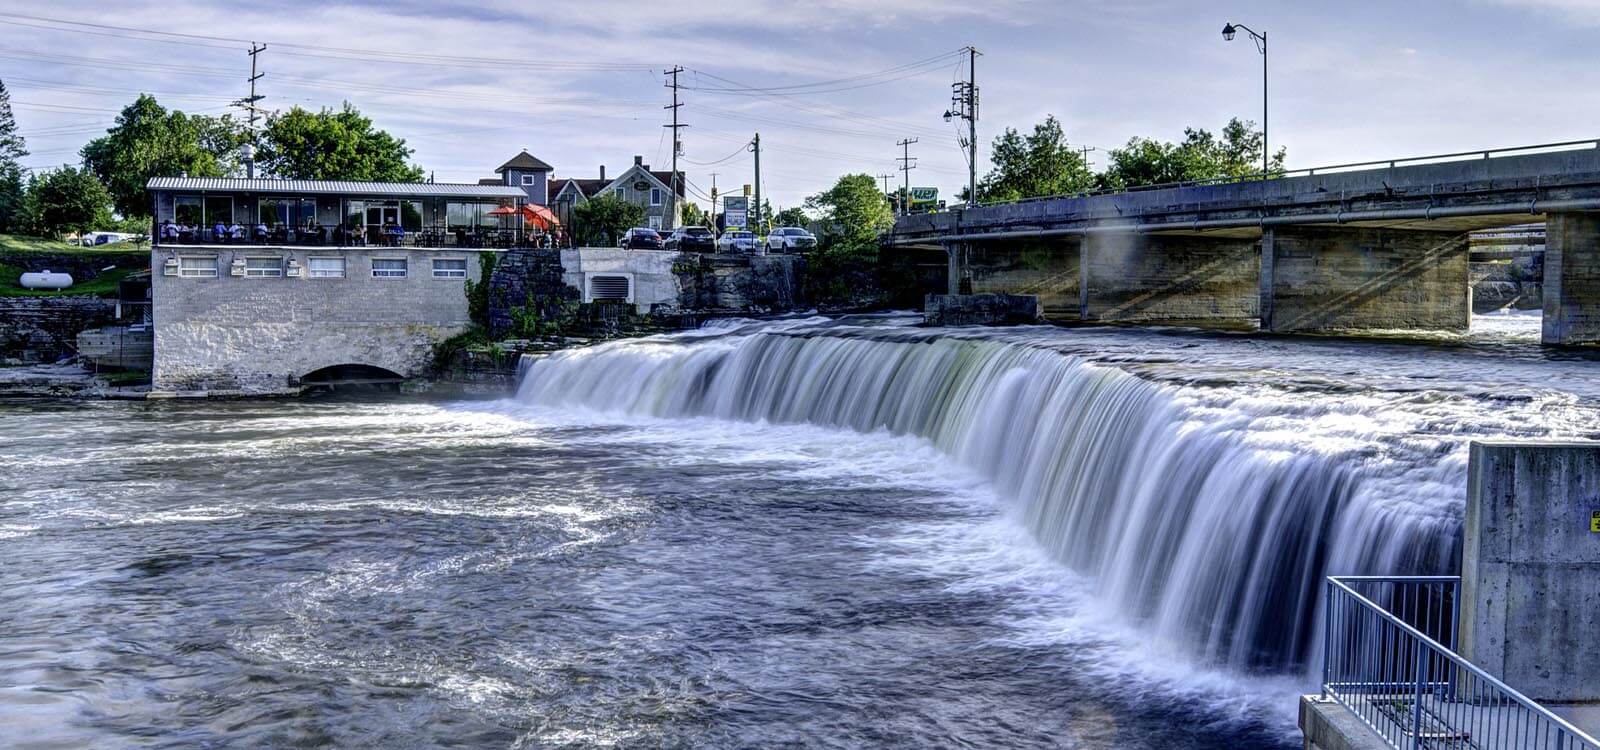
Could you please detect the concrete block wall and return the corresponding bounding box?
[559,247,681,313]
[1462,441,1600,703]
[152,246,488,391]
[1081,233,1259,324]
[1261,226,1469,333]
[1543,211,1600,346]
[962,239,1082,320]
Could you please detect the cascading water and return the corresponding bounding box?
[513,320,1468,674]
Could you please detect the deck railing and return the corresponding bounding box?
[1323,575,1599,750]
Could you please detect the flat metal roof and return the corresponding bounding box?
[146,176,526,199]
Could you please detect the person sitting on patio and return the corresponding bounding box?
[159,220,179,242]
[228,222,246,241]
[254,221,269,243]
[212,219,228,243]
[384,221,404,247]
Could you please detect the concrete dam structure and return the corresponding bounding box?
[891,142,1600,346]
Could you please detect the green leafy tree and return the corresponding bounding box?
[257,103,424,181]
[803,173,894,262]
[81,95,246,217]
[24,166,112,237]
[0,78,24,232]
[1100,118,1284,189]
[970,115,1095,202]
[773,206,809,228]
[681,201,710,228]
[571,193,645,246]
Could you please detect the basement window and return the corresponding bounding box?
[178,256,218,278]
[244,257,282,277]
[308,257,345,278]
[589,274,630,302]
[372,258,408,278]
[432,258,467,278]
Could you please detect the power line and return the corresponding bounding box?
[896,138,918,215]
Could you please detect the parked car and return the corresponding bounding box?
[765,227,817,253]
[717,230,759,254]
[619,227,664,250]
[664,226,716,252]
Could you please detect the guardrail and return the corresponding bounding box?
[970,138,1600,210]
[1323,575,1599,750]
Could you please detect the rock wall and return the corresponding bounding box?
[923,293,1042,326]
[1471,257,1543,312]
[486,247,578,337]
[0,296,117,363]
[675,254,802,312]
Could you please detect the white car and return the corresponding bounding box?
[717,230,759,254]
[765,227,817,253]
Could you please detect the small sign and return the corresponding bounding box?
[1591,510,1600,533]
[723,196,749,230]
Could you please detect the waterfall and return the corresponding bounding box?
[513,325,1461,673]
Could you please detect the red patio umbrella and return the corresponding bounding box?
[520,203,560,231]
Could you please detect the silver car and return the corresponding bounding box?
[717,230,759,254]
[765,227,817,253]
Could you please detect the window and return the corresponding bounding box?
[178,256,218,277]
[308,257,344,278]
[521,174,535,186]
[650,187,663,206]
[204,196,233,226]
[261,197,316,229]
[647,215,662,230]
[613,187,626,201]
[174,196,203,227]
[432,258,467,278]
[371,258,408,278]
[244,257,282,277]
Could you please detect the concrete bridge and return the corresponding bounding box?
[890,141,1600,346]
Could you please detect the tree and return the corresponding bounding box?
[24,166,112,237]
[0,78,28,233]
[1099,117,1285,189]
[803,173,894,262]
[681,201,710,228]
[570,194,644,247]
[971,115,1095,202]
[257,103,424,182]
[81,95,246,217]
[773,206,809,228]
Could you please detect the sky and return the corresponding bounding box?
[2,0,1598,212]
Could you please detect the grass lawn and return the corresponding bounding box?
[0,234,149,297]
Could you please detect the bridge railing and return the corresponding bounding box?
[1323,575,1599,750]
[972,138,1600,210]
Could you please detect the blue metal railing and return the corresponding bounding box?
[1323,576,1599,750]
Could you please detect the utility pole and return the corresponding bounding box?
[236,42,267,178]
[748,132,761,233]
[877,172,894,208]
[944,46,980,206]
[896,138,917,215]
[663,65,686,228]
[1079,145,1097,172]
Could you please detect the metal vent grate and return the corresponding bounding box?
[590,275,630,301]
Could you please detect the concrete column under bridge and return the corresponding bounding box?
[1260,226,1470,335]
[944,239,1081,319]
[1079,232,1259,325]
[1543,211,1600,347]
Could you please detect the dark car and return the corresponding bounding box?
[664,226,716,252]
[619,227,664,250]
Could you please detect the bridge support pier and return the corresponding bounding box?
[1542,211,1600,347]
[1259,226,1469,334]
[1080,233,1258,325]
[947,239,1082,318]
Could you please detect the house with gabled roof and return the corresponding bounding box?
[492,150,555,204]
[549,155,687,232]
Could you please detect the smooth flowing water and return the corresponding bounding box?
[3,311,1595,748]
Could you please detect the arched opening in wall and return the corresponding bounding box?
[588,274,631,302]
[299,363,406,393]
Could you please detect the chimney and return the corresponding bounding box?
[634,155,643,167]
[599,165,606,181]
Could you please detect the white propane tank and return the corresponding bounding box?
[19,270,73,290]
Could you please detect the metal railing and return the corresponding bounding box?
[151,225,535,249]
[968,138,1600,210]
[1323,576,1599,750]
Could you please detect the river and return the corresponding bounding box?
[2,310,1595,748]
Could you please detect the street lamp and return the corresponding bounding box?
[1222,21,1269,177]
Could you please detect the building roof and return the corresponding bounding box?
[146,176,528,199]
[478,178,503,185]
[495,151,555,173]
[550,178,610,200]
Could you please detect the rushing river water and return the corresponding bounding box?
[3,311,1596,748]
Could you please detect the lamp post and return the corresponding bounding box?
[1222,22,1268,177]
